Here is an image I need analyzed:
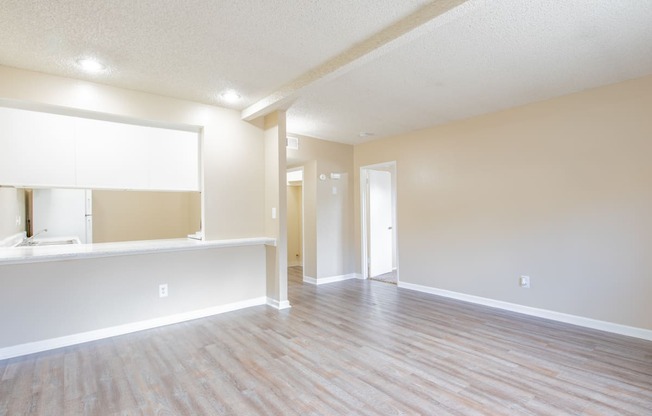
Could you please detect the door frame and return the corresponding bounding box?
[287,166,304,269]
[360,161,398,281]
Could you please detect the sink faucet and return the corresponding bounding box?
[23,229,47,245]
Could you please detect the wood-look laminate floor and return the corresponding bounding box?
[2,268,651,415]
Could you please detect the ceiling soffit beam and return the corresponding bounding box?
[241,0,476,121]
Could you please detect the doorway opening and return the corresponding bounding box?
[287,167,304,284]
[361,162,397,285]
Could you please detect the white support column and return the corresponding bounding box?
[264,111,289,309]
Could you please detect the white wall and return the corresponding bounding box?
[355,74,652,332]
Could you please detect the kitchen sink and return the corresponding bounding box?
[15,237,81,247]
[33,239,80,246]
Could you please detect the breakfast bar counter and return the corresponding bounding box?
[0,237,276,265]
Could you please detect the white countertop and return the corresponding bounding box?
[0,237,276,265]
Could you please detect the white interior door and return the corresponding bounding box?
[369,170,393,277]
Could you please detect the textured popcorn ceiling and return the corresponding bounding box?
[0,0,430,108]
[0,0,651,144]
[287,0,652,143]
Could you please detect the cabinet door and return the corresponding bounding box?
[148,127,199,191]
[0,107,18,184]
[75,118,150,190]
[0,107,76,187]
[1,107,200,191]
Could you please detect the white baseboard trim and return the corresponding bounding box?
[0,296,267,361]
[266,298,292,310]
[303,273,360,285]
[398,282,652,342]
[303,275,317,284]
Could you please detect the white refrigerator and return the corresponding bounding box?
[32,189,93,243]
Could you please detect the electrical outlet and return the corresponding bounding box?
[15,216,21,226]
[519,275,530,288]
[159,284,168,298]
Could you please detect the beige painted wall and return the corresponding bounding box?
[92,191,200,243]
[287,185,303,266]
[0,187,25,241]
[288,135,354,279]
[302,161,318,278]
[354,74,652,330]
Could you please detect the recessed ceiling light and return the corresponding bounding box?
[220,90,241,102]
[77,58,106,73]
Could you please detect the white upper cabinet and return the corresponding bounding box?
[75,118,151,190]
[0,107,200,191]
[147,127,199,191]
[0,107,76,187]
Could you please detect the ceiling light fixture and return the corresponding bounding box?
[220,90,241,102]
[359,132,375,138]
[77,58,106,73]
